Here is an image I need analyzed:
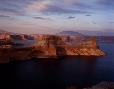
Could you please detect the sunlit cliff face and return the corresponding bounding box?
[0,0,114,34]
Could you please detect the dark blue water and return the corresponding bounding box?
[0,42,114,89]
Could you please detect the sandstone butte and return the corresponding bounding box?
[0,35,106,63]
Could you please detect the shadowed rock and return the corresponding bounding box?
[84,81,114,89]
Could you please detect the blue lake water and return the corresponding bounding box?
[0,41,114,89]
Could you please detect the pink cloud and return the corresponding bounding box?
[27,0,52,12]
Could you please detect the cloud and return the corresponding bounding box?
[97,0,114,6]
[0,15,10,18]
[27,0,51,11]
[0,8,24,16]
[0,0,36,16]
[33,16,51,20]
[73,2,93,9]
[41,5,90,14]
[68,16,75,19]
[27,0,90,14]
[0,0,93,16]
[86,14,91,16]
[0,0,112,16]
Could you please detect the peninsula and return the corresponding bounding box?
[0,31,105,63]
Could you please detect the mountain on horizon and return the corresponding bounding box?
[0,29,14,34]
[77,30,114,36]
[0,29,23,35]
[57,31,84,36]
[0,29,8,33]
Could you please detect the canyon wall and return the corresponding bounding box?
[0,35,105,63]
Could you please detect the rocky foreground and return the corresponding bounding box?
[0,34,105,63]
[84,82,114,89]
[66,82,114,89]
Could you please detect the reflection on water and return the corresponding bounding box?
[0,42,114,89]
[11,57,98,89]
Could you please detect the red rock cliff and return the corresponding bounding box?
[0,35,105,63]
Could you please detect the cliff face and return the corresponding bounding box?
[0,33,14,48]
[56,38,105,56]
[11,34,33,40]
[0,32,33,41]
[0,33,34,48]
[0,35,105,63]
[34,35,105,56]
[0,33,11,40]
[0,46,57,63]
[64,47,105,56]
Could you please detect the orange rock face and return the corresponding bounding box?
[0,33,11,40]
[0,35,105,63]
[0,33,14,48]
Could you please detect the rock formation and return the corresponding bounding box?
[0,35,105,63]
[65,82,114,89]
[0,30,34,48]
[84,81,114,89]
[0,32,14,48]
[11,34,33,40]
[34,35,105,56]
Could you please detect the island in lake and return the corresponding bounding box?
[0,30,105,63]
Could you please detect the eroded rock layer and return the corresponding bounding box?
[0,35,105,63]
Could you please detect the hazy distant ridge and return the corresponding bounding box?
[57,31,84,36]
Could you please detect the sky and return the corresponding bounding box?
[0,0,114,35]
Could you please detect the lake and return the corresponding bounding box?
[0,39,114,89]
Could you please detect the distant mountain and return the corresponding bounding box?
[0,29,12,34]
[57,31,84,36]
[77,30,114,36]
[0,29,18,35]
[0,29,8,33]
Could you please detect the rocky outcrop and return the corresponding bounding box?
[0,40,14,48]
[0,33,11,40]
[61,46,105,56]
[0,32,34,48]
[0,46,57,63]
[84,81,114,89]
[11,34,33,40]
[0,35,105,63]
[0,33,14,48]
[0,32,33,41]
[65,82,114,89]
[34,35,105,56]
